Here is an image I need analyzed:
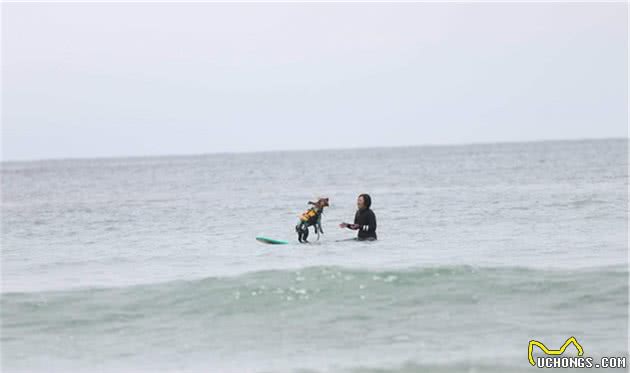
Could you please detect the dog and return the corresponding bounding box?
[295,197,329,243]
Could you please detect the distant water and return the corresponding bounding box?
[2,139,627,372]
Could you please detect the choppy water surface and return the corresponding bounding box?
[2,139,627,372]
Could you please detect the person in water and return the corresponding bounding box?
[339,193,377,240]
[296,197,329,243]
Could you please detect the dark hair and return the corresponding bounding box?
[359,193,371,208]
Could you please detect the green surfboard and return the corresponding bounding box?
[256,236,289,245]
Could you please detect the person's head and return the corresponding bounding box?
[357,194,371,210]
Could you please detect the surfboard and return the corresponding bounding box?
[334,238,359,242]
[256,236,289,245]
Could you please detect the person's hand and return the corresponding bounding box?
[339,223,348,228]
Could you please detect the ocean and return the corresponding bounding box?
[1,139,627,372]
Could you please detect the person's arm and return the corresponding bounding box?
[351,211,376,233]
[339,222,359,229]
[362,210,376,234]
[340,210,357,229]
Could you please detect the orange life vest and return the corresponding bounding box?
[299,208,321,223]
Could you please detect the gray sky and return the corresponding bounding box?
[2,2,627,161]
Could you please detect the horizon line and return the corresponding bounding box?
[2,136,627,164]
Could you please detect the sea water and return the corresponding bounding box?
[2,139,627,372]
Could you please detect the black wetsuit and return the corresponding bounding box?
[354,208,377,240]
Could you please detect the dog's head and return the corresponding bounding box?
[310,197,329,209]
[318,197,329,208]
